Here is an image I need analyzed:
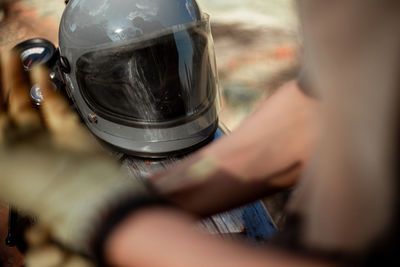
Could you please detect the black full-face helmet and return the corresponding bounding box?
[59,0,221,157]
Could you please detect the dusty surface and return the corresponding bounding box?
[0,0,300,128]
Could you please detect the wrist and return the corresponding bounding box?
[90,194,168,266]
[104,207,197,267]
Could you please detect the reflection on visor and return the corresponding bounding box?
[76,22,218,126]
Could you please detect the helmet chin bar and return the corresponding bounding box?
[86,106,219,158]
[103,121,219,159]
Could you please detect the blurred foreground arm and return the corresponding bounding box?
[0,50,332,267]
[104,79,326,267]
[150,81,321,216]
[0,51,160,264]
[105,207,333,267]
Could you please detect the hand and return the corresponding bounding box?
[0,50,154,260]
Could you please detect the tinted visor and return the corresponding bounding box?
[76,19,218,126]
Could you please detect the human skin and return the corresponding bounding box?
[0,49,324,266]
[104,82,326,267]
[105,207,334,267]
[0,49,24,267]
[149,81,321,216]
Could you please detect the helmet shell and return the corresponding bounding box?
[60,0,202,47]
[59,0,220,157]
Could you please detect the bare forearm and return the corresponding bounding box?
[105,208,333,267]
[149,81,321,216]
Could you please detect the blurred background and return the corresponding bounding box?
[0,0,300,130]
[0,0,300,228]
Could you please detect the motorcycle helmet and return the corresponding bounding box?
[58,0,221,157]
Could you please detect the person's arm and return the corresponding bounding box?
[149,81,321,216]
[104,207,333,267]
